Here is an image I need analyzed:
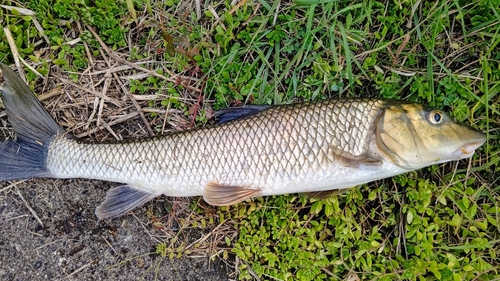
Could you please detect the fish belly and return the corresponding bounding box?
[260,161,408,196]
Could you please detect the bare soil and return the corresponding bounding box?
[0,178,232,280]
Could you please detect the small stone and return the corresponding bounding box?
[136,258,145,268]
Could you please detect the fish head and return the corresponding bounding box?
[376,102,486,170]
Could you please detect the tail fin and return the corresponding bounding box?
[0,63,65,180]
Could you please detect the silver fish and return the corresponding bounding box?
[0,63,486,219]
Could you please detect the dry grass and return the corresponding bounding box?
[1,5,210,142]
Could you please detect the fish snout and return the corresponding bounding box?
[453,139,486,159]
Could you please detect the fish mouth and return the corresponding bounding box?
[453,141,485,159]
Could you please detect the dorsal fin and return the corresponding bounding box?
[215,105,272,124]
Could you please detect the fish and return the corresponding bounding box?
[0,63,486,219]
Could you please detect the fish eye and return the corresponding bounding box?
[428,110,443,124]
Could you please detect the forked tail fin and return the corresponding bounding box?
[0,63,65,180]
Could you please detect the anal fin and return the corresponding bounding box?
[95,185,158,219]
[204,182,262,206]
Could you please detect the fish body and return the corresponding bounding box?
[0,63,486,219]
[46,99,406,196]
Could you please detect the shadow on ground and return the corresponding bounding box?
[0,179,231,280]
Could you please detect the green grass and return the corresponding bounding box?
[1,0,499,280]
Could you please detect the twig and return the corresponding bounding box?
[406,0,422,28]
[272,1,280,26]
[132,94,207,103]
[33,239,63,251]
[15,187,44,227]
[355,37,402,59]
[142,108,182,114]
[130,212,163,244]
[32,17,50,44]
[2,214,29,223]
[76,21,94,66]
[0,5,35,15]
[114,74,154,136]
[74,111,140,138]
[38,88,65,101]
[18,57,45,78]
[101,120,122,141]
[26,228,44,237]
[87,61,171,75]
[54,77,121,106]
[229,0,248,15]
[3,27,26,83]
[102,236,117,255]
[96,49,114,130]
[185,221,225,250]
[85,97,100,130]
[64,261,93,279]
[195,0,201,19]
[161,99,170,134]
[96,83,106,128]
[0,180,26,193]
[232,256,239,279]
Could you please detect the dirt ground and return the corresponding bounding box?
[0,178,232,280]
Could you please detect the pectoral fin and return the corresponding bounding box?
[95,185,158,219]
[204,182,262,206]
[332,147,382,168]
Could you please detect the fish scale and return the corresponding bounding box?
[46,99,385,196]
[0,63,486,218]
